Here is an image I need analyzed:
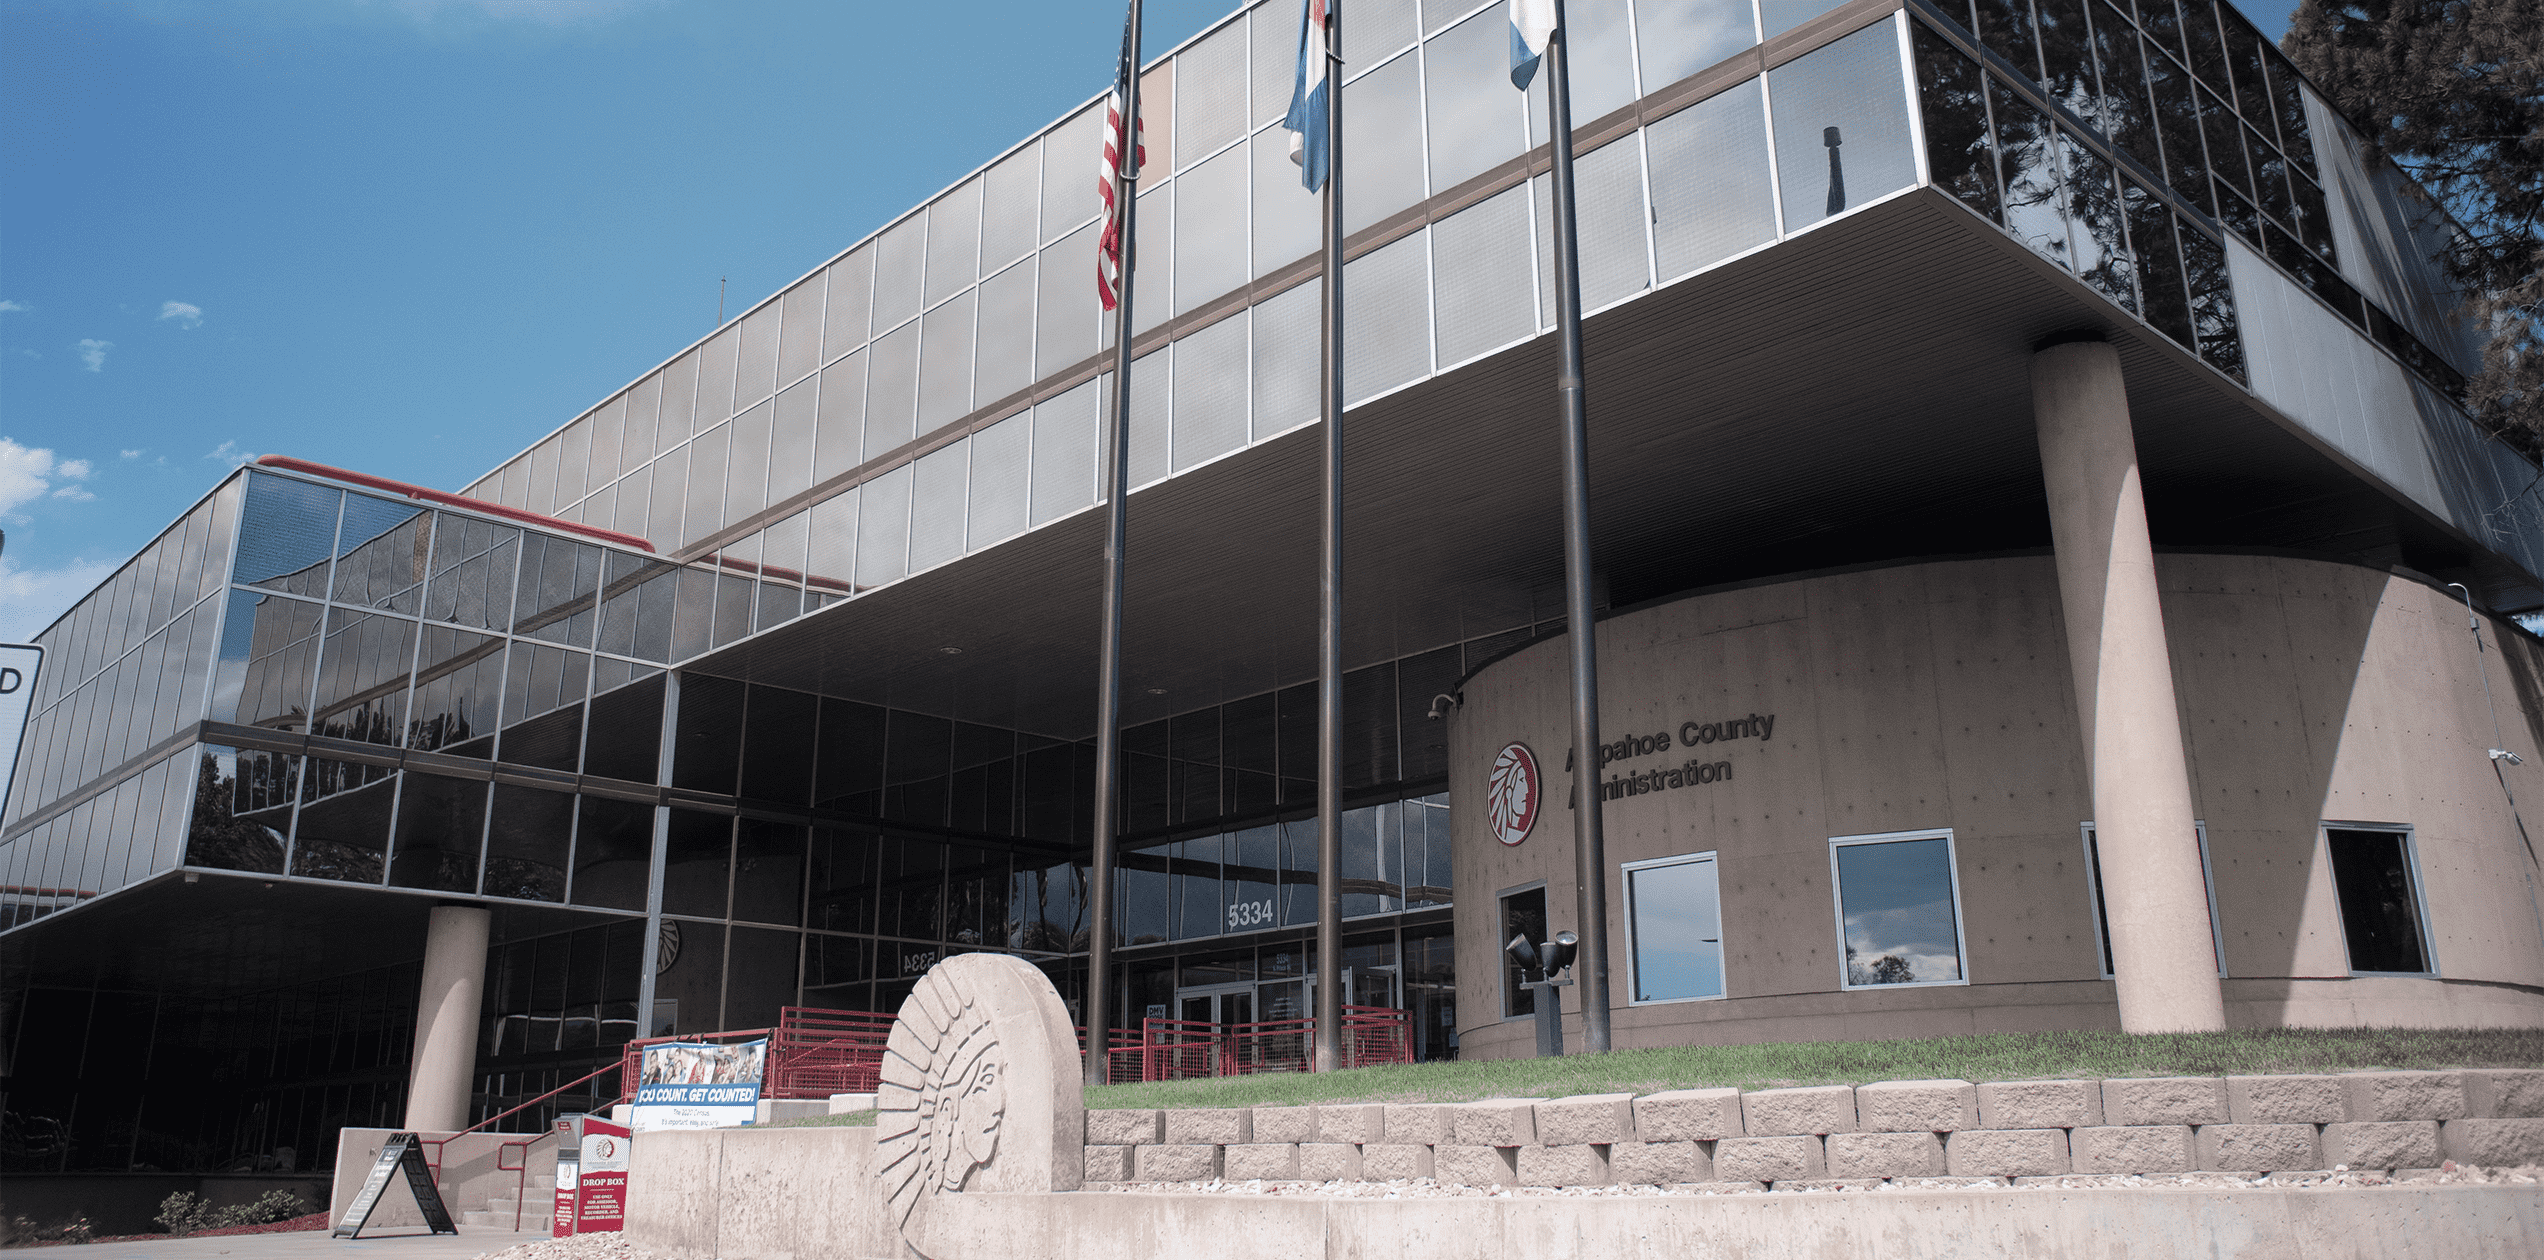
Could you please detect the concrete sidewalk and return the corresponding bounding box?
[60,1227,543,1260]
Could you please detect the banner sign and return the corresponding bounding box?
[0,644,42,822]
[575,1118,631,1232]
[631,1038,767,1132]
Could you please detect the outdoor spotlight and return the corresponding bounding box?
[1505,934,1542,970]
[2494,748,2526,766]
[1544,930,1579,974]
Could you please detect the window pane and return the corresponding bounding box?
[968,412,1031,550]
[1425,8,1526,194]
[1177,20,1248,170]
[1252,125,1322,276]
[235,472,341,596]
[1532,136,1648,321]
[1252,0,1300,128]
[2326,828,2428,973]
[1527,0,1638,139]
[1037,220,1103,372]
[1432,183,1536,366]
[1912,20,2004,225]
[770,377,817,504]
[918,290,977,429]
[1342,230,1430,404]
[1250,278,1318,439]
[924,179,983,309]
[823,248,875,364]
[725,398,773,523]
[656,351,700,453]
[974,258,1037,405]
[1174,144,1249,317]
[696,324,741,432]
[1345,0,1418,63]
[866,321,921,455]
[1991,73,2071,263]
[873,214,929,334]
[1770,20,1919,232]
[1629,857,1723,1001]
[737,301,782,411]
[980,141,1041,275]
[1342,52,1425,235]
[572,795,653,911]
[1041,106,1104,244]
[1170,312,1248,472]
[332,493,429,613]
[908,439,969,573]
[388,772,485,894]
[1123,350,1170,490]
[815,350,868,483]
[1638,0,1756,92]
[1500,885,1546,1016]
[1029,378,1099,525]
[1762,0,1853,38]
[854,464,913,588]
[1648,77,1780,279]
[1833,834,1962,985]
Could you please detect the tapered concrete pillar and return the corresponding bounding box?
[404,903,491,1132]
[2032,336,2227,1034]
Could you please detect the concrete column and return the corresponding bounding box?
[2031,336,2227,1034]
[404,903,492,1132]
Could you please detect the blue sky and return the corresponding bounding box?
[0,0,2297,642]
[0,0,1236,639]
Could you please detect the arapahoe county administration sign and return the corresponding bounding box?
[1499,711,1779,812]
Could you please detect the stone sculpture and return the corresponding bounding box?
[877,952,1084,1255]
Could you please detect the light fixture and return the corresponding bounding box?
[1544,930,1579,974]
[1427,692,1461,721]
[937,646,963,655]
[1504,934,1541,969]
[1146,687,1168,695]
[2494,748,2525,766]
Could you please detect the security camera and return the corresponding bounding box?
[1427,692,1460,721]
[2492,748,2525,766]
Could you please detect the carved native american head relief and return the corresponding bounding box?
[876,952,1084,1247]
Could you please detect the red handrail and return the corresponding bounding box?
[417,1057,626,1227]
[255,455,657,553]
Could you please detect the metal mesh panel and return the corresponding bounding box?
[980,142,1042,276]
[1342,52,1425,235]
[824,248,875,363]
[1534,138,1650,325]
[918,290,977,429]
[778,274,825,390]
[737,302,782,410]
[683,424,730,543]
[814,349,868,483]
[556,422,589,507]
[770,377,817,503]
[967,413,1032,550]
[586,399,622,503]
[1346,0,1419,63]
[925,179,982,308]
[974,257,1038,406]
[614,464,651,538]
[1763,0,1853,37]
[1037,220,1102,374]
[1344,231,1431,405]
[908,440,970,573]
[1248,2,1294,128]
[1648,77,1778,282]
[1426,7,1526,193]
[1249,278,1318,439]
[1526,0,1637,142]
[1768,19,1919,233]
[1175,145,1249,316]
[1030,377,1100,525]
[1171,312,1249,472]
[854,464,912,588]
[873,214,929,333]
[1127,348,1171,489]
[1042,106,1103,245]
[621,374,660,477]
[527,441,558,515]
[1177,22,1249,170]
[807,486,858,592]
[1421,0,1481,35]
[1133,183,1172,337]
[866,321,921,455]
[724,400,772,523]
[656,352,698,453]
[646,446,687,550]
[696,325,741,430]
[761,509,810,584]
[1432,184,1536,368]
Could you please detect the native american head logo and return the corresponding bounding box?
[879,980,1006,1229]
[1487,742,1540,846]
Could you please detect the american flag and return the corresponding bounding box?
[1097,6,1145,312]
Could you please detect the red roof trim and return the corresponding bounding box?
[255,456,657,553]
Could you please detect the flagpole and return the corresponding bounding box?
[1312,0,1347,1076]
[1085,0,1143,1089]
[1543,0,1612,1054]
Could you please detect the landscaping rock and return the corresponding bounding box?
[1164,1108,1252,1146]
[1382,1103,1456,1145]
[1714,1135,1825,1183]
[2340,1071,2467,1121]
[2101,1077,2228,1127]
[1084,1144,1132,1182]
[2320,1121,2440,1170]
[2194,1124,2322,1172]
[1609,1140,1712,1185]
[1742,1085,1856,1136]
[1826,1130,1946,1178]
[2462,1069,2544,1119]
[1087,1110,1163,1146]
[1297,1142,1362,1181]
[1360,1143,1435,1180]
[1632,1088,1745,1141]
[1314,1104,1387,1145]
[1946,1128,2070,1177]
[1854,1080,1978,1133]
[2441,1118,2544,1166]
[2069,1125,2194,1174]
[1433,1144,1517,1186]
[2225,1074,2347,1125]
[1450,1098,1544,1147]
[1222,1143,1299,1180]
[1135,1144,1220,1181]
[1535,1093,1635,1145]
[1250,1106,1316,1145]
[1518,1144,1611,1187]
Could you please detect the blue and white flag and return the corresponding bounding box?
[1282,0,1331,191]
[1509,0,1557,90]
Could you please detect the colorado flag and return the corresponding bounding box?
[1282,0,1331,191]
[1509,0,1556,90]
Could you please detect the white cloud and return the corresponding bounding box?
[120,449,144,460]
[158,300,203,329]
[0,556,120,642]
[77,339,112,372]
[0,299,29,314]
[0,438,96,520]
[205,440,259,468]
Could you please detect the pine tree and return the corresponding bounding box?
[2283,1,2542,441]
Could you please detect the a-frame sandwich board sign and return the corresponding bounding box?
[332,1131,459,1238]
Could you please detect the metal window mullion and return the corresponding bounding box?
[1758,65,1790,239]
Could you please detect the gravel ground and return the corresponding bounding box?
[468,1164,2539,1259]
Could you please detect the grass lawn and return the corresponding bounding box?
[1079,1026,2544,1111]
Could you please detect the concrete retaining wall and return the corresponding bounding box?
[625,1124,894,1260]
[1088,1070,2544,1188]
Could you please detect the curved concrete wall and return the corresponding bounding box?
[1447,554,2544,1058]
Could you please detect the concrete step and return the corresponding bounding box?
[461,1210,501,1228]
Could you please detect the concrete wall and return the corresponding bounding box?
[625,1125,893,1260]
[327,1127,548,1231]
[1448,553,2544,1059]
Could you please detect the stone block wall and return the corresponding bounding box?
[1083,1070,2544,1189]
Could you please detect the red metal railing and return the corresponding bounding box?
[420,1059,626,1232]
[1135,1007,1412,1082]
[772,1008,896,1095]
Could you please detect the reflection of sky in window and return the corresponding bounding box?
[1630,859,1723,1001]
[1836,837,1962,984]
